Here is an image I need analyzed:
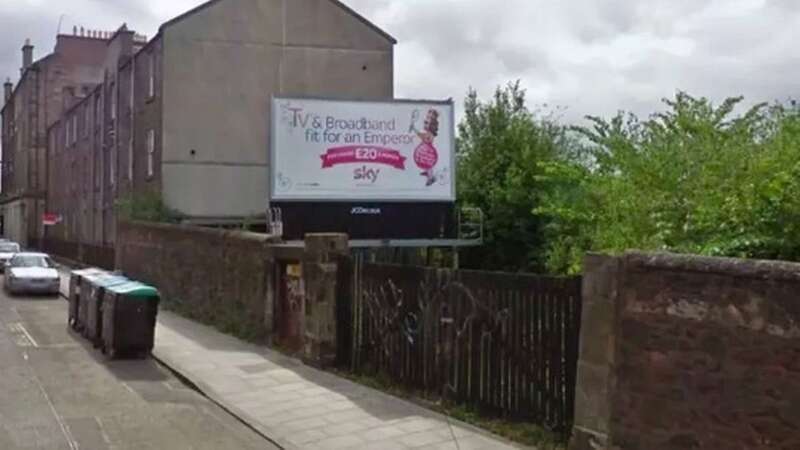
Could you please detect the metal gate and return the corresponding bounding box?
[276,261,304,353]
[335,254,354,368]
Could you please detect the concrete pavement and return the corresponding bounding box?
[153,311,525,450]
[0,280,278,449]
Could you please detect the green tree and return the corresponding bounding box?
[537,92,800,272]
[456,82,573,272]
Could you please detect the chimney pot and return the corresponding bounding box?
[73,26,77,36]
[22,39,33,72]
[4,78,12,103]
[80,26,85,37]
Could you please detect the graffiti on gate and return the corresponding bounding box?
[351,263,582,435]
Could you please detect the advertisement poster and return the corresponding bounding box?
[271,97,455,202]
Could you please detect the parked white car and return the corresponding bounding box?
[0,241,21,271]
[4,252,61,295]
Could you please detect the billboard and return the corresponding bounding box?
[271,97,455,202]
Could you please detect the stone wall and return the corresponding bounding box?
[116,220,279,342]
[571,252,800,450]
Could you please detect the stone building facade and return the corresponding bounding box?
[47,27,150,246]
[36,0,395,249]
[0,33,111,246]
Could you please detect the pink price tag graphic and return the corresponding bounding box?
[414,143,438,170]
[321,146,407,170]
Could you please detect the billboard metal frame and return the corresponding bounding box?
[273,238,482,249]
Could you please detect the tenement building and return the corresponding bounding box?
[2,0,395,256]
[1,31,119,246]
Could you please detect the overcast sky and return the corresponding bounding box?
[1,0,799,123]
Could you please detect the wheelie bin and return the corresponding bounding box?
[76,270,110,334]
[68,268,106,331]
[102,281,160,359]
[84,273,128,347]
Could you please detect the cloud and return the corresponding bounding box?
[348,0,800,122]
[2,0,799,126]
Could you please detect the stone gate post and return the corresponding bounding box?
[302,233,349,368]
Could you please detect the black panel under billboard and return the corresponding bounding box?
[274,202,456,240]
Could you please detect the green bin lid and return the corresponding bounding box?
[93,274,129,288]
[82,271,111,283]
[72,268,107,277]
[107,281,159,298]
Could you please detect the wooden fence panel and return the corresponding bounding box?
[352,262,582,435]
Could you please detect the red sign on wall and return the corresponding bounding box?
[42,213,62,226]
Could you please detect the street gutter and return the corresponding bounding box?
[151,352,287,450]
[150,349,292,450]
[54,262,289,450]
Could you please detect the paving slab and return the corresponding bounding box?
[153,310,528,449]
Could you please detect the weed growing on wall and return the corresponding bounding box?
[161,296,266,344]
[115,191,182,223]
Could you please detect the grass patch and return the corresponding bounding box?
[447,404,564,449]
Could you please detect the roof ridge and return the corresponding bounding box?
[159,0,396,44]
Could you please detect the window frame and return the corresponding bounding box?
[146,129,155,178]
[110,146,116,187]
[94,94,102,132]
[128,137,134,181]
[109,82,117,121]
[148,51,155,99]
[84,103,90,137]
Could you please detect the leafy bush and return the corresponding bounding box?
[458,84,800,273]
[115,191,182,223]
[457,82,576,272]
[536,93,800,272]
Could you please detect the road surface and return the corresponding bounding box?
[0,281,279,450]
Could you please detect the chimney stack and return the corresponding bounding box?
[22,39,33,72]
[4,78,12,103]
